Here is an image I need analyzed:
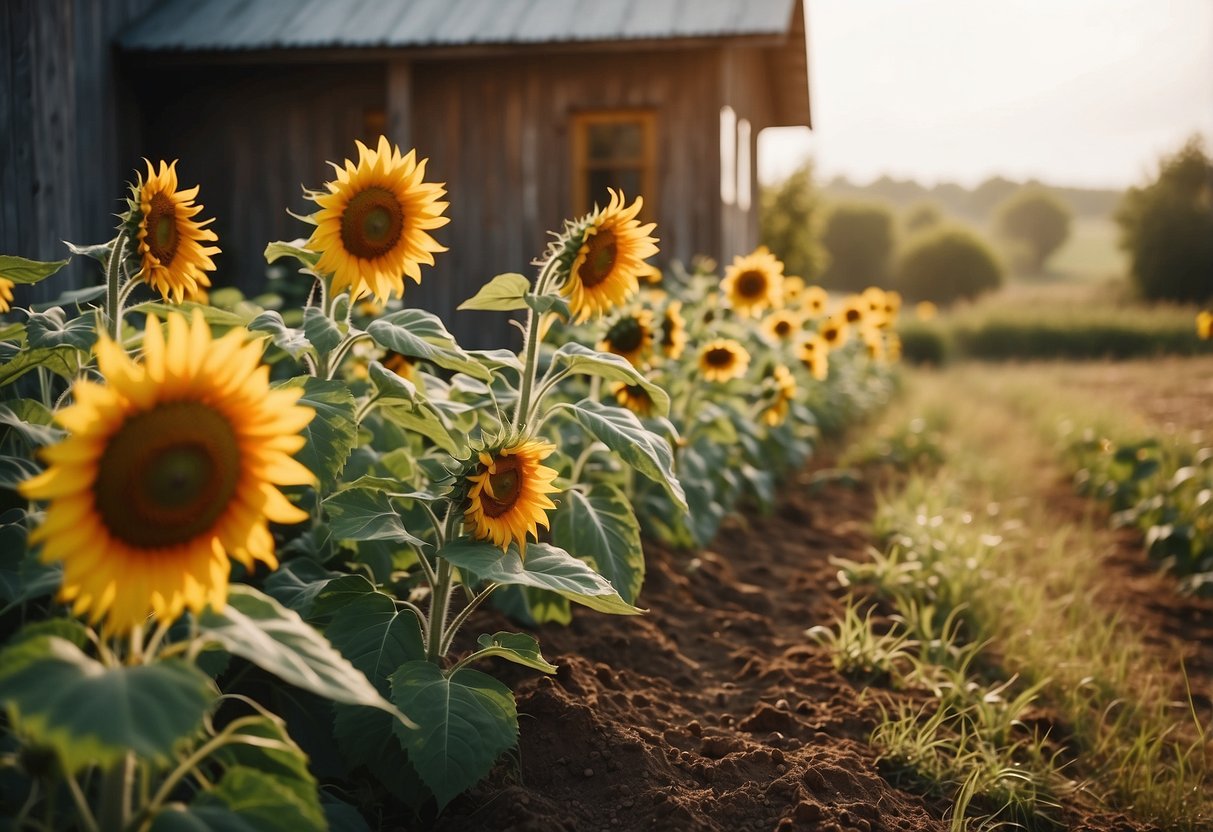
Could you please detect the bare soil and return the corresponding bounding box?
[431,449,1209,831]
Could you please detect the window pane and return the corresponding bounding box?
[587,122,644,162]
[587,168,643,204]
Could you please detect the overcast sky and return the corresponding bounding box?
[758,0,1213,189]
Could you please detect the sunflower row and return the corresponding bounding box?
[0,133,901,826]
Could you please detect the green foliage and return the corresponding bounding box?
[759,162,828,281]
[995,186,1073,272]
[895,225,1003,305]
[1116,137,1213,302]
[902,201,943,234]
[820,200,896,291]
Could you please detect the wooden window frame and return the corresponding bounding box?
[570,110,657,218]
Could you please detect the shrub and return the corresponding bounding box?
[895,225,1003,305]
[995,186,1072,272]
[903,201,943,234]
[760,163,828,281]
[1116,137,1213,302]
[820,201,895,291]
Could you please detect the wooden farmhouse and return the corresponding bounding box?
[4,0,811,345]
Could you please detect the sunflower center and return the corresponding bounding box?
[606,317,645,353]
[774,320,792,337]
[480,457,522,518]
[578,229,619,289]
[341,187,405,260]
[845,307,862,323]
[823,326,840,342]
[146,192,179,265]
[736,270,767,299]
[94,402,242,549]
[705,347,735,368]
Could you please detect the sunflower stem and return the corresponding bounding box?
[105,232,128,342]
[513,255,562,430]
[439,583,499,657]
[425,558,454,663]
[98,752,134,832]
[63,772,100,832]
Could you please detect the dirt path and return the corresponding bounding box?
[436,460,947,832]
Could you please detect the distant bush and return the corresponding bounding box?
[995,186,1072,272]
[1116,137,1213,303]
[896,321,950,365]
[820,201,895,291]
[903,201,943,234]
[760,163,828,281]
[895,225,1003,305]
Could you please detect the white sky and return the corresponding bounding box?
[758,0,1213,189]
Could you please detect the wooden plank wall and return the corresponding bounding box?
[720,45,777,270]
[1,0,161,304]
[130,63,386,299]
[408,49,722,349]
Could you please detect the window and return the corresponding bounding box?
[571,111,656,216]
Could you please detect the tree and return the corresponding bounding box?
[1116,137,1213,302]
[995,186,1073,273]
[895,225,1003,305]
[904,201,944,234]
[759,163,827,281]
[819,201,895,291]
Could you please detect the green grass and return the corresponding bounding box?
[829,370,1211,829]
[1035,216,1126,283]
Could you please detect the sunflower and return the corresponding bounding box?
[839,296,867,327]
[612,382,656,418]
[761,309,802,343]
[762,364,798,427]
[306,136,450,304]
[861,327,886,362]
[1198,311,1213,340]
[886,332,903,362]
[800,285,829,318]
[782,276,806,304]
[659,301,687,360]
[798,336,830,382]
[127,160,220,303]
[698,339,750,383]
[19,311,314,633]
[818,316,849,349]
[861,287,891,328]
[598,309,654,367]
[0,277,13,313]
[562,190,659,324]
[464,439,560,556]
[721,246,784,317]
[884,290,903,320]
[382,350,418,380]
[915,300,938,321]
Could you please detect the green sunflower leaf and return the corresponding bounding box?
[466,631,558,674]
[366,361,420,402]
[279,377,358,483]
[130,301,248,329]
[195,585,411,726]
[150,805,262,832]
[0,344,81,386]
[367,309,491,381]
[210,716,320,823]
[524,293,571,318]
[63,240,113,263]
[0,636,213,772]
[249,311,313,359]
[439,540,641,616]
[0,255,71,285]
[192,765,325,832]
[25,307,98,352]
[457,272,530,312]
[264,239,321,269]
[303,306,342,356]
[547,343,670,416]
[325,591,425,693]
[561,399,686,510]
[551,483,644,605]
[390,661,518,810]
[323,487,425,547]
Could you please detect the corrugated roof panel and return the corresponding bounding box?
[121,0,799,51]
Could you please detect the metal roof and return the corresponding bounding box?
[121,0,801,52]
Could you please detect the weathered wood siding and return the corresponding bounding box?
[720,45,778,269]
[2,0,160,302]
[129,62,386,295]
[406,49,722,348]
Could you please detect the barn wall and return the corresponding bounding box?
[720,45,778,270]
[129,63,386,296]
[1,0,161,303]
[406,48,722,349]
